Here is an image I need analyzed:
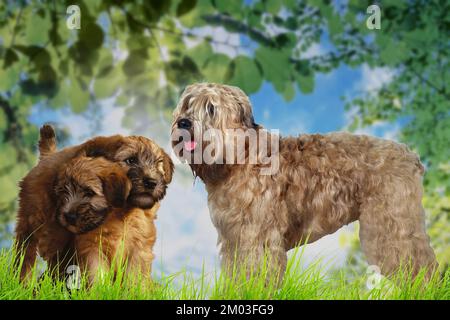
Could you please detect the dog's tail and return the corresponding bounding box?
[38,124,57,159]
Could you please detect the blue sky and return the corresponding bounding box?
[251,66,361,135]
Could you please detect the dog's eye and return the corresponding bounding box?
[125,156,138,165]
[84,188,96,197]
[207,103,215,117]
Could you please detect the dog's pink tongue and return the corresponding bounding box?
[184,140,197,151]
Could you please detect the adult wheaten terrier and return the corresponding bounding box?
[171,82,437,281]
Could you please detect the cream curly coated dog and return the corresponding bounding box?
[171,82,437,281]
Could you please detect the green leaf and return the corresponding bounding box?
[94,49,114,77]
[79,22,104,50]
[69,79,89,113]
[0,108,6,132]
[0,63,20,91]
[0,174,18,205]
[25,11,51,45]
[265,0,282,14]
[187,42,214,68]
[49,80,69,109]
[202,54,231,83]
[177,0,197,17]
[93,68,121,99]
[213,0,242,16]
[126,34,153,51]
[178,0,213,28]
[14,45,51,68]
[328,14,344,36]
[226,56,262,94]
[123,51,147,77]
[296,74,314,94]
[255,47,291,93]
[3,48,18,68]
[0,144,17,170]
[115,94,130,107]
[380,40,408,66]
[282,83,296,101]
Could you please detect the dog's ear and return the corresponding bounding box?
[239,105,261,129]
[157,151,174,184]
[101,170,131,208]
[83,135,125,160]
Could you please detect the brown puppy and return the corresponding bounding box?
[171,83,438,282]
[15,126,130,281]
[39,127,173,283]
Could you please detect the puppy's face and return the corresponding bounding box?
[171,83,259,163]
[55,157,130,234]
[114,137,173,209]
[84,136,174,209]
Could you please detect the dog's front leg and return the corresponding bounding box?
[80,249,109,285]
[220,229,287,286]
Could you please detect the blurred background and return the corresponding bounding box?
[0,0,448,279]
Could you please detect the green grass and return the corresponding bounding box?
[0,247,448,300]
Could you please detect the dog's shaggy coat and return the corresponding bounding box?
[15,127,128,280]
[171,83,438,280]
[16,126,173,281]
[50,135,172,283]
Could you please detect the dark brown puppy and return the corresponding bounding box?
[54,156,131,235]
[15,127,131,280]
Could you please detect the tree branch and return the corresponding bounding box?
[0,98,27,162]
[9,5,23,47]
[409,67,450,100]
[201,13,277,47]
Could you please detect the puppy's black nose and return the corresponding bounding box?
[177,118,192,129]
[64,212,77,225]
[143,177,157,190]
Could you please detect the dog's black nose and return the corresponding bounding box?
[143,177,157,190]
[64,212,77,225]
[177,118,192,129]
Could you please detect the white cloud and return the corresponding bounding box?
[358,64,395,92]
[153,173,219,277]
[343,64,400,141]
[178,20,249,58]
[301,43,324,59]
[354,121,400,140]
[98,102,130,136]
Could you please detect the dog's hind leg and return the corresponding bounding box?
[14,218,38,282]
[358,175,438,279]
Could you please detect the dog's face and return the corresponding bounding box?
[55,157,131,234]
[171,83,259,163]
[85,136,174,209]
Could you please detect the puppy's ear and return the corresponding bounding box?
[83,135,125,160]
[101,171,131,208]
[158,151,174,184]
